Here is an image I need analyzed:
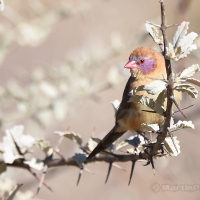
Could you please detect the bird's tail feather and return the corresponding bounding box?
[87,124,125,159]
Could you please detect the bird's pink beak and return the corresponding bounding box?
[124,60,137,69]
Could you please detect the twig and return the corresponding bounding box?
[166,24,180,28]
[151,0,174,155]
[173,104,194,115]
[170,95,186,118]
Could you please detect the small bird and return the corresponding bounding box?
[87,47,175,159]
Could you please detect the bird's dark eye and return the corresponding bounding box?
[140,59,145,64]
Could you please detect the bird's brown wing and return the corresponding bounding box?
[86,76,135,160]
[115,76,135,122]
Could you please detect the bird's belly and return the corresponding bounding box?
[118,103,164,131]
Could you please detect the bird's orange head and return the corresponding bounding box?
[124,47,166,79]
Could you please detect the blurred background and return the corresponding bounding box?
[0,0,200,199]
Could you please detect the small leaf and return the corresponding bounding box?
[164,136,181,156]
[154,90,166,115]
[174,83,198,98]
[85,137,101,152]
[34,139,50,151]
[179,64,200,78]
[178,32,198,59]
[178,45,197,60]
[34,139,52,156]
[166,43,176,60]
[173,21,189,49]
[132,80,166,96]
[143,80,166,95]
[24,158,44,170]
[169,120,194,132]
[111,100,120,113]
[126,148,136,154]
[125,135,145,148]
[72,153,87,168]
[140,123,159,132]
[129,95,155,110]
[167,22,198,61]
[7,125,35,149]
[116,134,145,151]
[0,125,35,163]
[145,23,163,45]
[54,131,82,146]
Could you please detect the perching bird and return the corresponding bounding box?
[87,47,179,160]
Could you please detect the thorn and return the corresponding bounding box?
[53,148,65,161]
[37,165,48,195]
[77,168,83,186]
[55,127,70,151]
[9,132,23,156]
[180,104,194,111]
[105,162,113,184]
[128,161,136,186]
[173,104,194,115]
[55,137,64,152]
[170,95,186,118]
[166,24,180,29]
[28,168,53,192]
[149,156,155,174]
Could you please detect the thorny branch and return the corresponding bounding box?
[0,153,147,169]
[150,0,173,155]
